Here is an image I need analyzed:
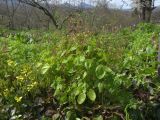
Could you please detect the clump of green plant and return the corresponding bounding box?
[0,23,160,119]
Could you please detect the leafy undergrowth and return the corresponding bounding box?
[0,23,160,120]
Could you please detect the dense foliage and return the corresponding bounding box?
[0,24,160,120]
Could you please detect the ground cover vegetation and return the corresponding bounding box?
[0,23,160,120]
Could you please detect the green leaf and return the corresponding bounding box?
[73,88,80,96]
[36,62,42,68]
[76,118,81,120]
[41,63,50,74]
[86,46,93,53]
[60,50,66,57]
[85,60,92,69]
[66,111,77,120]
[96,65,106,79]
[98,83,104,93]
[83,72,87,79]
[87,89,96,101]
[146,46,154,54]
[79,56,85,62]
[52,113,60,120]
[70,46,77,51]
[82,117,90,120]
[77,93,86,104]
[106,67,113,73]
[93,115,103,120]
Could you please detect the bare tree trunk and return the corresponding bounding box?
[141,4,146,21]
[5,0,20,29]
[145,0,152,22]
[146,9,152,22]
[158,33,160,77]
[18,0,59,29]
[135,0,156,22]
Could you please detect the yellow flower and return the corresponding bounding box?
[27,82,37,92]
[14,96,22,103]
[7,60,14,66]
[3,89,9,97]
[7,60,17,66]
[16,76,24,80]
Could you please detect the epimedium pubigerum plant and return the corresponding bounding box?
[0,23,160,119]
